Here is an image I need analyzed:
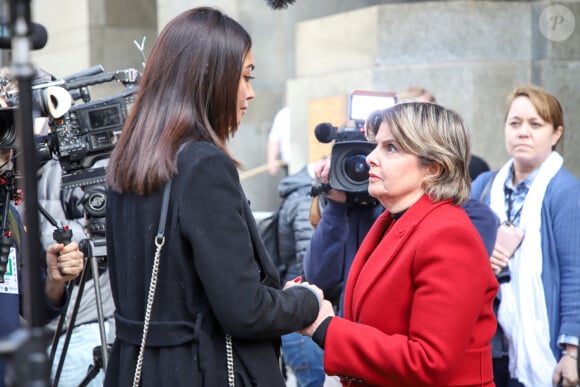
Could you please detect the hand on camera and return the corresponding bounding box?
[314,157,347,203]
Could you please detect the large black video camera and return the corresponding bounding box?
[40,86,137,188]
[313,90,396,205]
[0,66,140,188]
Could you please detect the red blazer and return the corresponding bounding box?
[324,195,498,386]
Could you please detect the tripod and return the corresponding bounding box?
[42,181,111,387]
[48,238,110,387]
[78,344,112,387]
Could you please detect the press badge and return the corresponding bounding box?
[0,247,19,295]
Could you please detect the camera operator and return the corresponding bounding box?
[38,157,115,387]
[0,147,84,387]
[304,155,380,312]
[21,67,116,385]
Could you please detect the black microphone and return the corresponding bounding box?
[62,65,105,82]
[314,122,337,143]
[264,0,296,9]
[0,22,48,50]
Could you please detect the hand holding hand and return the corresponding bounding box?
[299,299,335,337]
[284,278,325,308]
[283,276,303,289]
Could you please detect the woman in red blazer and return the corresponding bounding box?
[303,102,499,386]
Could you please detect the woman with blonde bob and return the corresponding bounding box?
[302,102,498,386]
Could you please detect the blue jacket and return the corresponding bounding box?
[0,206,66,387]
[471,167,580,359]
[276,166,315,283]
[304,198,498,315]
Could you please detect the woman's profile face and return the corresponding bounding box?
[237,50,255,125]
[365,122,430,213]
[504,96,562,171]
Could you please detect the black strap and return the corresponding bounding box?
[157,181,172,239]
[114,311,201,347]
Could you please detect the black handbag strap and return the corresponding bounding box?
[157,180,172,239]
[133,180,172,387]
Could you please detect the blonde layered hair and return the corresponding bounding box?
[365,102,471,205]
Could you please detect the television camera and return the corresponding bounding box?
[1,66,139,182]
[312,90,396,204]
[0,66,139,382]
[0,65,139,240]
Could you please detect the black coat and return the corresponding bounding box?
[104,141,319,386]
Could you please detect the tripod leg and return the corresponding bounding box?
[88,245,109,370]
[52,262,91,387]
[48,280,76,367]
[77,364,101,387]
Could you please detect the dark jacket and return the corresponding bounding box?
[303,200,377,314]
[277,166,314,282]
[104,141,319,387]
[0,206,66,387]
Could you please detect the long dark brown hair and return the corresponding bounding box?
[106,7,252,194]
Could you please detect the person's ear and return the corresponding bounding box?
[551,125,563,148]
[426,162,442,180]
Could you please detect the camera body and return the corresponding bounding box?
[1,68,139,189]
[314,90,396,205]
[327,124,375,204]
[47,86,136,178]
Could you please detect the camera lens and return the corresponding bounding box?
[343,154,369,183]
[0,108,16,149]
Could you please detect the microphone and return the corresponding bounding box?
[0,22,48,50]
[264,0,296,9]
[314,122,337,143]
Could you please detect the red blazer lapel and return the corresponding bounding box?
[346,196,447,321]
[343,211,392,320]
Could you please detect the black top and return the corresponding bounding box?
[104,141,319,386]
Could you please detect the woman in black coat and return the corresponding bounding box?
[104,7,324,386]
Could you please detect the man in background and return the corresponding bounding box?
[267,106,291,176]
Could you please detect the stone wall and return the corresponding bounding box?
[288,1,580,177]
[20,0,580,211]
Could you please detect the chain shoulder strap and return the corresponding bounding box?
[132,181,172,387]
[226,333,235,387]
